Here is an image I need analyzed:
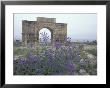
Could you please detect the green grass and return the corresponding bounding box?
[86,49,97,56]
[13,46,43,57]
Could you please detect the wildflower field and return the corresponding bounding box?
[14,32,97,75]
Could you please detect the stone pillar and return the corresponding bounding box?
[34,29,37,48]
[35,30,39,47]
[24,34,27,47]
[52,32,56,46]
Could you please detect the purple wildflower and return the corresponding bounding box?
[39,32,50,45]
[27,52,38,62]
[54,41,62,49]
[66,60,75,73]
[43,49,54,66]
[19,59,26,65]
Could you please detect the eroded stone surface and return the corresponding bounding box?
[22,17,67,47]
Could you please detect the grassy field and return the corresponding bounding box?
[13,43,97,75]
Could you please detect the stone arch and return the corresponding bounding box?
[22,17,67,47]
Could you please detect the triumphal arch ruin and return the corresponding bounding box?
[22,17,67,47]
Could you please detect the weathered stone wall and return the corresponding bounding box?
[22,17,67,47]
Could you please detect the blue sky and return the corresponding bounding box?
[14,13,97,41]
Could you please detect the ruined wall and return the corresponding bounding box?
[22,17,67,47]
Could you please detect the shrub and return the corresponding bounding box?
[14,32,97,75]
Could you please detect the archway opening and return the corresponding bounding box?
[39,28,51,45]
